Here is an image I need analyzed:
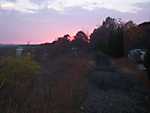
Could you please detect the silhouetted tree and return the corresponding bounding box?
[138,22,150,48]
[123,21,150,55]
[124,21,136,29]
[72,31,89,50]
[108,27,124,57]
[90,17,124,57]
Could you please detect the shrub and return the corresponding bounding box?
[0,56,40,88]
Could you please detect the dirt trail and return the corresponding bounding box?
[82,56,150,113]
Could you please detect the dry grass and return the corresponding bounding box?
[48,54,94,113]
[0,52,94,113]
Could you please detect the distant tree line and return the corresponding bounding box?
[39,16,150,59]
[51,17,149,58]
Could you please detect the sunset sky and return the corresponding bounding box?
[0,0,150,44]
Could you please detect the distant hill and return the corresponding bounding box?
[0,44,17,48]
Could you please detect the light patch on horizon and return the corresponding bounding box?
[0,0,150,13]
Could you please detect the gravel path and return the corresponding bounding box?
[82,54,150,113]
